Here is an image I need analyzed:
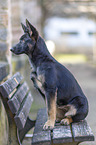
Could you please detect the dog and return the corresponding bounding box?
[10,19,88,130]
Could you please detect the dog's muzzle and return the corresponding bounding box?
[10,48,14,52]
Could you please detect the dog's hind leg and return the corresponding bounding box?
[56,105,70,122]
[64,104,77,117]
[60,96,88,125]
[60,117,73,125]
[57,104,77,125]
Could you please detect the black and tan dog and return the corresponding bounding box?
[10,19,88,130]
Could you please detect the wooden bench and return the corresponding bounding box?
[0,72,95,145]
[0,72,35,145]
[32,109,95,145]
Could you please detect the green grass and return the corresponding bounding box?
[54,54,87,64]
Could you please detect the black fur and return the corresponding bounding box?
[10,19,88,124]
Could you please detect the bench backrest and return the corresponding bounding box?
[0,72,33,131]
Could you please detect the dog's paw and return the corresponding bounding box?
[43,120,54,130]
[60,118,72,125]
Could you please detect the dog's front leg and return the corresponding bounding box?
[43,89,57,130]
[30,71,45,99]
[30,71,39,89]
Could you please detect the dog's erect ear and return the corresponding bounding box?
[26,19,39,41]
[21,23,29,33]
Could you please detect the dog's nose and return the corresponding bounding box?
[10,48,14,52]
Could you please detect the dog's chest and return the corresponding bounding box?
[36,67,45,91]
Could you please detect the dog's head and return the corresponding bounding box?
[10,19,39,55]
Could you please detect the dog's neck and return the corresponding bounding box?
[28,57,36,72]
[28,36,54,70]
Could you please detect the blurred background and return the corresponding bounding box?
[0,0,96,144]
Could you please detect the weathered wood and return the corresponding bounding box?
[0,88,20,145]
[32,108,94,145]
[14,92,33,130]
[0,72,23,98]
[72,120,95,142]
[0,72,36,145]
[32,108,51,145]
[52,125,73,144]
[8,82,29,114]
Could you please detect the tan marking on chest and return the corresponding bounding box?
[37,74,45,83]
[36,74,45,93]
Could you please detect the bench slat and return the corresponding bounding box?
[53,125,73,144]
[14,92,33,130]
[8,82,29,114]
[72,120,94,142]
[32,108,51,145]
[0,72,23,98]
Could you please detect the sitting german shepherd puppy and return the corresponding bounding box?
[10,19,88,130]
